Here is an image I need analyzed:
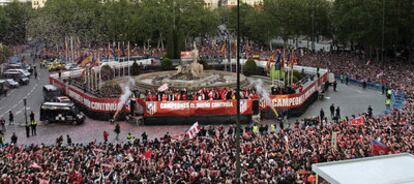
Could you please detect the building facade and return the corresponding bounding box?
[208,0,263,8]
[32,0,46,9]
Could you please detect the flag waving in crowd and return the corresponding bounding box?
[186,122,201,139]
[371,138,391,155]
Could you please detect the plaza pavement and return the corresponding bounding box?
[1,80,385,145]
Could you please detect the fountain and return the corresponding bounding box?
[135,42,249,91]
[250,79,279,118]
[113,77,135,121]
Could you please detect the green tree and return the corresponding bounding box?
[1,1,31,44]
[161,57,173,71]
[100,65,114,81]
[243,59,258,76]
[0,45,11,63]
[130,61,140,76]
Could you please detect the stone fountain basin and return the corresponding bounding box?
[135,70,248,91]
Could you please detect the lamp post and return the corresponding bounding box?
[23,98,27,125]
[235,0,241,182]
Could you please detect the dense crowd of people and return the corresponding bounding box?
[144,87,259,101]
[1,106,413,183]
[2,48,414,183]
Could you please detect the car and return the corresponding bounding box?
[5,79,19,88]
[5,69,31,77]
[20,77,30,85]
[2,71,30,85]
[40,60,51,68]
[0,80,9,96]
[48,61,65,72]
[64,63,79,71]
[6,63,24,70]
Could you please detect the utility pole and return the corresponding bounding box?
[235,0,241,182]
[382,0,385,64]
[311,0,315,52]
[381,0,385,83]
[23,98,27,125]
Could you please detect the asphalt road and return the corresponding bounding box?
[0,53,50,125]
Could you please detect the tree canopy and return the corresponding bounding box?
[0,0,411,61]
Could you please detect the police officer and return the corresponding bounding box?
[270,123,276,133]
[385,98,391,112]
[252,124,259,135]
[25,123,30,138]
[127,132,134,143]
[31,120,37,136]
[387,89,392,98]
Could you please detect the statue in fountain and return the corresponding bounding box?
[173,42,204,79]
[190,42,204,78]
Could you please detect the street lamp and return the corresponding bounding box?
[235,0,241,182]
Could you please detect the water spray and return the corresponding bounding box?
[250,79,279,117]
[113,77,135,121]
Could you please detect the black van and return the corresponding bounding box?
[39,102,85,125]
[2,71,29,85]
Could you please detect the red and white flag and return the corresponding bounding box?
[186,122,201,139]
[158,83,169,92]
[351,116,365,126]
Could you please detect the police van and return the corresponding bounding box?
[39,102,85,125]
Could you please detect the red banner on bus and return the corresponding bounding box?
[144,99,252,117]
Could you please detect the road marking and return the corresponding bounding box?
[324,96,331,100]
[24,83,38,98]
